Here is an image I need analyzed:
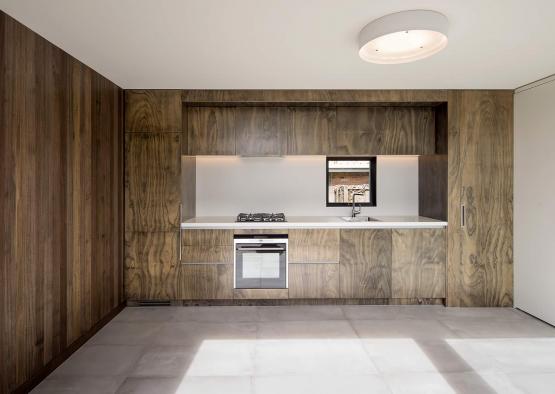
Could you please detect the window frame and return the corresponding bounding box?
[325,156,377,207]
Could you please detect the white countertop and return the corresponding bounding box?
[181,216,448,229]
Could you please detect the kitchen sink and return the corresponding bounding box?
[341,216,380,222]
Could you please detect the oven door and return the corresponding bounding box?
[234,239,287,289]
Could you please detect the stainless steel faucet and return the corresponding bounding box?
[351,192,365,218]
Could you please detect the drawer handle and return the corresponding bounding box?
[461,204,465,228]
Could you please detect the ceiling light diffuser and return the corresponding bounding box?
[358,10,448,64]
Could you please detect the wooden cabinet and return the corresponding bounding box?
[125,231,179,300]
[288,229,339,264]
[125,132,181,232]
[181,229,234,264]
[339,229,392,298]
[289,264,339,298]
[187,106,235,155]
[289,107,336,155]
[179,264,233,300]
[335,107,435,155]
[447,91,513,307]
[235,107,290,156]
[392,229,446,299]
[125,90,182,132]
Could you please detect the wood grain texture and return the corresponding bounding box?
[235,107,290,156]
[289,107,336,154]
[179,265,233,300]
[340,230,392,298]
[181,246,233,264]
[447,90,513,307]
[125,232,179,301]
[418,154,447,221]
[125,90,182,132]
[289,264,339,298]
[187,106,235,155]
[392,229,446,299]
[0,12,123,393]
[233,289,289,300]
[124,133,181,231]
[335,107,435,155]
[288,229,339,264]
[182,230,234,245]
[182,89,448,104]
[181,156,196,220]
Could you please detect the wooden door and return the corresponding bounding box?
[392,229,446,299]
[187,106,235,155]
[339,229,392,298]
[288,107,336,154]
[447,90,513,306]
[235,107,290,156]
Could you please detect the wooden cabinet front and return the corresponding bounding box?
[288,229,339,264]
[289,264,339,298]
[125,132,181,232]
[339,229,392,298]
[181,229,234,264]
[187,106,236,155]
[391,229,446,299]
[179,264,233,300]
[235,107,290,156]
[289,107,336,155]
[335,107,435,155]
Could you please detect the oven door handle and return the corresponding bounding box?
[236,247,286,252]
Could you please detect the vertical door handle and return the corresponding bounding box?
[178,203,183,263]
[461,204,465,228]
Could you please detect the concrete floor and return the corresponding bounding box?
[32,305,555,394]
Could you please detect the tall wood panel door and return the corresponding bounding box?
[125,90,182,132]
[125,133,181,232]
[235,107,290,156]
[340,229,392,298]
[447,90,513,307]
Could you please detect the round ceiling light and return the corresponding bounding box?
[358,10,448,64]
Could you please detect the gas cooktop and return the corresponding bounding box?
[236,213,287,222]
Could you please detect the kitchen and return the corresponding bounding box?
[2,2,555,393]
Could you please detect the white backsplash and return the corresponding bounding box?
[195,156,418,217]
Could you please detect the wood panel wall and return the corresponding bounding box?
[0,12,124,393]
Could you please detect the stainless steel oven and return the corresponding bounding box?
[234,235,288,289]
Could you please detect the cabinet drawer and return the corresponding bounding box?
[289,229,339,264]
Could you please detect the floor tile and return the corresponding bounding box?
[257,305,345,321]
[31,376,125,394]
[383,372,456,394]
[440,372,517,394]
[186,339,255,376]
[116,377,181,394]
[51,345,144,377]
[130,346,198,377]
[352,319,458,339]
[257,320,357,339]
[361,339,441,373]
[254,339,377,376]
[504,372,555,394]
[253,375,390,394]
[175,376,253,394]
[112,307,179,322]
[173,306,260,323]
[441,317,555,338]
[436,307,526,321]
[88,322,162,345]
[154,321,258,346]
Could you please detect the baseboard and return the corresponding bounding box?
[13,302,125,394]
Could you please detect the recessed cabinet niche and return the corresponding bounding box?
[185,105,438,156]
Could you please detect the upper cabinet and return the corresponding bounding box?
[125,90,182,132]
[235,107,290,156]
[335,107,436,155]
[185,104,437,156]
[289,107,336,155]
[187,107,236,155]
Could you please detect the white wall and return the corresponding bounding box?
[514,76,555,326]
[195,156,419,217]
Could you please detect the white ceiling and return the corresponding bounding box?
[1,0,554,89]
